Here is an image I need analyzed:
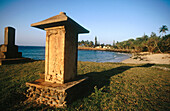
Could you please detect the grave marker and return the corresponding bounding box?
[0,27,31,65]
[26,12,89,107]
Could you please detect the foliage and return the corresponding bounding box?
[159,25,169,36]
[159,35,170,52]
[78,40,94,47]
[0,61,170,110]
[116,33,170,53]
[115,25,169,53]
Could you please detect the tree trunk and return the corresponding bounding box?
[154,40,162,53]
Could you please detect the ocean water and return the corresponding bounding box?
[18,46,131,62]
[18,46,45,60]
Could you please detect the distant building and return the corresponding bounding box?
[95,46,102,48]
[103,46,111,49]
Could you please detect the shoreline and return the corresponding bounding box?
[78,47,132,53]
[78,47,170,64]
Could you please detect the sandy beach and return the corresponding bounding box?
[122,53,170,64]
[78,47,170,64]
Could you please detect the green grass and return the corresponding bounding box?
[0,61,169,110]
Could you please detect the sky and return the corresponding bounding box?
[0,0,170,46]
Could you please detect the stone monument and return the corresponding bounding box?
[26,12,89,107]
[0,27,30,65]
[0,27,22,59]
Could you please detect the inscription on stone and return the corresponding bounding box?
[45,26,65,83]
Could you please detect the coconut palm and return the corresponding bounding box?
[159,25,168,36]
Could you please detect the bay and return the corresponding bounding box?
[18,46,131,62]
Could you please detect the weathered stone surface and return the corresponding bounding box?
[45,26,65,84]
[26,12,89,108]
[26,77,88,107]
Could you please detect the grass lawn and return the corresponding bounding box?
[0,61,169,110]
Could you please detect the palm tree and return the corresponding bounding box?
[159,25,168,36]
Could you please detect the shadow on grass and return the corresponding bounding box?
[0,58,36,66]
[137,63,155,67]
[72,63,155,104]
[0,91,27,110]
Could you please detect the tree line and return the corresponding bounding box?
[78,25,169,53]
[115,25,169,53]
[115,33,170,53]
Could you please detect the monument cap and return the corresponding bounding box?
[59,12,66,15]
[31,12,89,33]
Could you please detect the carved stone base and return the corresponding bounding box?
[26,77,88,108]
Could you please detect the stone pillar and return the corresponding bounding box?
[4,27,15,46]
[31,12,89,84]
[26,12,89,107]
